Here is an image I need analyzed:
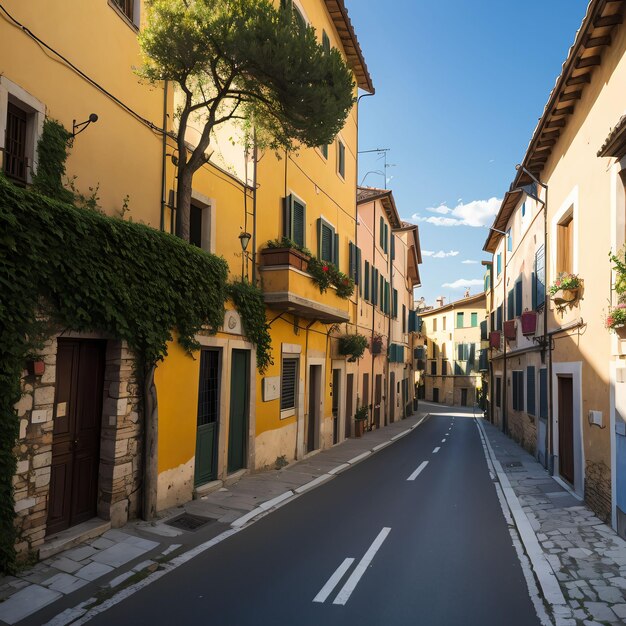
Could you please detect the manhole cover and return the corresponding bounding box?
[166,513,214,531]
[505,461,523,468]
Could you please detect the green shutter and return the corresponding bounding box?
[471,312,478,327]
[393,289,398,318]
[356,247,362,291]
[391,235,395,260]
[364,261,370,300]
[292,196,305,247]
[322,30,330,53]
[507,289,514,320]
[379,216,384,248]
[317,218,334,263]
[515,278,523,317]
[456,312,464,328]
[385,223,389,253]
[334,233,339,268]
[348,242,355,279]
[535,245,545,308]
[338,141,345,178]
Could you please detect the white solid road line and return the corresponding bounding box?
[407,460,429,481]
[313,558,355,603]
[333,528,392,605]
[432,447,440,454]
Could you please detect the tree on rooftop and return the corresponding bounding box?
[138,0,355,241]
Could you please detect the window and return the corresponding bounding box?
[557,212,574,274]
[496,305,503,330]
[456,312,464,328]
[110,0,140,28]
[371,268,378,305]
[391,235,395,260]
[402,304,407,333]
[441,342,447,359]
[319,144,328,159]
[442,316,446,331]
[189,203,203,248]
[515,277,523,317]
[533,245,546,309]
[280,358,299,417]
[507,289,514,320]
[362,373,369,410]
[379,275,384,311]
[337,139,346,179]
[384,223,389,253]
[527,366,536,416]
[471,312,478,327]
[497,253,502,276]
[349,243,361,287]
[364,261,370,301]
[442,360,448,376]
[539,368,548,418]
[496,377,502,408]
[521,202,526,218]
[384,280,390,314]
[392,289,398,318]
[512,371,524,411]
[284,194,306,247]
[317,217,337,264]
[480,320,488,340]
[4,103,28,184]
[433,318,438,332]
[507,229,512,252]
[322,30,330,53]
[430,361,437,375]
[112,0,133,20]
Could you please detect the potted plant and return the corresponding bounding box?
[338,333,368,362]
[307,257,355,299]
[354,404,369,437]
[549,272,582,305]
[261,237,311,271]
[370,333,383,355]
[605,304,626,337]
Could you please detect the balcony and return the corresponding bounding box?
[259,251,349,322]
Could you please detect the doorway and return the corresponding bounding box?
[374,374,382,428]
[194,349,220,486]
[307,365,322,453]
[332,369,341,445]
[461,388,468,407]
[345,374,354,439]
[48,339,105,536]
[228,350,250,473]
[558,376,575,484]
[389,372,395,423]
[433,387,439,403]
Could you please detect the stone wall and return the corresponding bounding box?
[508,411,538,457]
[12,335,142,560]
[585,460,612,523]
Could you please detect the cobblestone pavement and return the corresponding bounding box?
[481,419,626,626]
[0,412,426,626]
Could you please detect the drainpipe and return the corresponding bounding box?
[387,232,393,424]
[370,208,376,429]
[159,80,168,232]
[252,130,258,285]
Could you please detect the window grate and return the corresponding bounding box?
[113,0,133,20]
[4,103,28,184]
[281,358,298,411]
[197,350,219,427]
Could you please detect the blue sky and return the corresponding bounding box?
[349,0,588,306]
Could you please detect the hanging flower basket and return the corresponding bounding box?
[370,334,383,355]
[549,273,581,306]
[520,310,537,335]
[503,320,517,340]
[489,331,501,349]
[338,333,368,361]
[606,305,626,336]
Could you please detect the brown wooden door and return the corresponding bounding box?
[374,374,382,428]
[558,376,575,484]
[307,365,321,453]
[48,340,105,536]
[345,374,354,438]
[389,372,395,423]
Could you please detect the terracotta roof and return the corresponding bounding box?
[356,186,402,228]
[598,113,626,158]
[510,0,624,187]
[324,0,374,93]
[419,292,486,316]
[483,189,524,253]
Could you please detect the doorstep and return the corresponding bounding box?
[193,480,223,499]
[224,469,248,487]
[39,518,111,561]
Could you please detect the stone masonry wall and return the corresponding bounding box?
[12,335,142,560]
[508,410,538,457]
[585,460,612,523]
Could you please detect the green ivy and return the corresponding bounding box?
[31,119,74,204]
[0,176,230,572]
[227,280,273,374]
[337,333,368,362]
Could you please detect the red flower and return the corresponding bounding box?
[322,266,329,273]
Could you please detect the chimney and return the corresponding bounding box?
[464,289,470,298]
[436,296,445,308]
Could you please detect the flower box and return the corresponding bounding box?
[520,311,537,336]
[260,247,310,271]
[552,288,579,306]
[489,331,501,349]
[503,320,517,340]
[370,335,383,355]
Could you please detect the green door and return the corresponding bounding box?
[194,350,220,486]
[228,350,250,473]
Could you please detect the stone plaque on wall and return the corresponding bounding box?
[263,376,280,402]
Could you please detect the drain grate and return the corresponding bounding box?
[166,513,214,531]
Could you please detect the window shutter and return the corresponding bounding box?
[471,312,478,327]
[356,246,362,289]
[527,366,536,416]
[507,289,514,320]
[496,305,503,330]
[402,304,406,332]
[364,261,370,300]
[393,289,398,318]
[283,196,292,240]
[535,245,545,308]
[280,359,298,411]
[292,197,305,247]
[317,218,334,263]
[456,312,463,328]
[531,271,537,310]
[334,233,340,269]
[480,320,487,341]
[348,242,355,279]
[497,253,502,276]
[515,279,523,317]
[322,30,330,53]
[391,235,395,260]
[539,368,548,418]
[384,223,389,253]
[384,279,390,313]
[380,216,384,248]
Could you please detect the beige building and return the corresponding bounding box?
[352,187,422,429]
[485,0,626,533]
[419,293,487,407]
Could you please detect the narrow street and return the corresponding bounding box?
[86,404,541,626]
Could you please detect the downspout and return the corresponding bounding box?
[160,80,168,232]
[387,233,393,423]
[503,237,508,434]
[370,207,376,430]
[544,185,552,473]
[252,130,258,285]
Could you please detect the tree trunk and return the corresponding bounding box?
[142,363,158,521]
[176,166,193,242]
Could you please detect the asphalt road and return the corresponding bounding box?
[87,404,541,626]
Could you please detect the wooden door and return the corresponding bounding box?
[345,374,354,438]
[558,376,575,484]
[389,372,395,423]
[195,350,220,486]
[306,365,322,453]
[228,350,249,473]
[48,340,105,536]
[374,374,382,428]
[433,388,439,403]
[331,369,340,445]
[461,388,468,407]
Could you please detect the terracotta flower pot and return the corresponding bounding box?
[354,419,365,438]
[261,247,310,271]
[552,288,579,305]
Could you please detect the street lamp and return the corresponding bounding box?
[239,231,252,280]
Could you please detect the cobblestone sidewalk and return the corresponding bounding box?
[481,419,626,626]
[0,412,426,626]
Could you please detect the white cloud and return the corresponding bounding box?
[422,249,459,258]
[411,197,501,228]
[442,278,484,289]
[461,259,479,264]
